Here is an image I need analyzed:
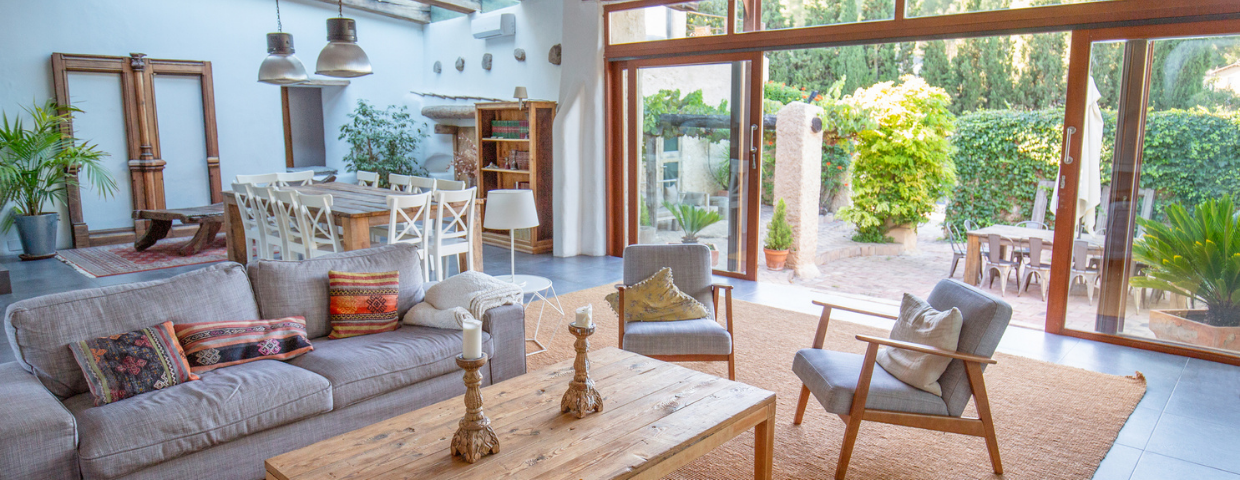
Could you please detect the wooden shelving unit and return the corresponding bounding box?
[475,101,556,254]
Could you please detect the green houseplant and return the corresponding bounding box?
[0,101,115,259]
[338,100,428,187]
[764,199,793,270]
[663,201,721,244]
[1131,198,1240,349]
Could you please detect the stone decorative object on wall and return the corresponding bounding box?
[481,53,492,70]
[773,102,824,279]
[433,61,442,73]
[513,48,526,61]
[455,57,465,72]
[548,44,561,65]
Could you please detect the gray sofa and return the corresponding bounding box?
[1,244,526,480]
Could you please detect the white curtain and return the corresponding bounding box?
[552,0,608,256]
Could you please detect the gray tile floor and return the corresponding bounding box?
[2,247,1237,479]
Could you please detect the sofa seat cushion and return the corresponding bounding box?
[290,325,493,408]
[66,360,331,480]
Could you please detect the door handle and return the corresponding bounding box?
[1063,126,1077,165]
[749,124,759,169]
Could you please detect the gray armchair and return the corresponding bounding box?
[616,244,735,380]
[792,279,1011,479]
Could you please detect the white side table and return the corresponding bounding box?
[500,274,565,356]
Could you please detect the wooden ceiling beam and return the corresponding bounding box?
[309,0,431,24]
[414,0,480,14]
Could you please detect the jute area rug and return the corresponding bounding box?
[56,234,227,278]
[525,285,1146,479]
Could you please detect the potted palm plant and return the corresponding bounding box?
[0,101,115,260]
[1131,198,1240,350]
[664,201,722,265]
[764,199,793,270]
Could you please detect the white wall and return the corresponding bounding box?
[0,0,424,251]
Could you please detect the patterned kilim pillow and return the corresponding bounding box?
[328,270,401,339]
[604,267,709,322]
[69,321,199,406]
[174,317,314,373]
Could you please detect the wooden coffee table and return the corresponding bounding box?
[265,347,776,480]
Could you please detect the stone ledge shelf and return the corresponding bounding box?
[422,105,477,121]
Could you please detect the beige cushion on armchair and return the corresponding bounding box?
[876,293,964,396]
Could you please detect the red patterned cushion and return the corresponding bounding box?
[328,271,400,339]
[69,321,199,406]
[174,317,314,373]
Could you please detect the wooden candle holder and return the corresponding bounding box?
[451,354,499,463]
[561,324,604,418]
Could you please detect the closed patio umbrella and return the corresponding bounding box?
[1053,76,1104,234]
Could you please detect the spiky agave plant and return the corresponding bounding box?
[663,201,722,243]
[0,100,116,231]
[1131,198,1240,327]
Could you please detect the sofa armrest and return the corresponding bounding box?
[481,303,527,384]
[0,362,79,479]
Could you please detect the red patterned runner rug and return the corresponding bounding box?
[56,234,227,278]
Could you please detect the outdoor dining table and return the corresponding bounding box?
[962,224,1105,286]
[221,182,482,269]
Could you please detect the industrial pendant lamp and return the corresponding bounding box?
[258,0,308,85]
[315,0,373,78]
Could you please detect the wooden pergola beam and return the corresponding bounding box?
[416,0,480,14]
[309,0,431,24]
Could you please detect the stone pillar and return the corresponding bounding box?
[773,102,823,279]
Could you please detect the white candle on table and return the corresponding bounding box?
[462,319,483,359]
[575,304,593,328]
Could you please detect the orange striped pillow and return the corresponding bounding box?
[174,317,314,373]
[328,271,400,339]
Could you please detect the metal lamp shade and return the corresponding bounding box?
[483,190,540,230]
[316,17,372,78]
[258,32,308,85]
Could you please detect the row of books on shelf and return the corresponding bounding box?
[489,120,530,139]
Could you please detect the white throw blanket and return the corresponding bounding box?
[403,271,523,329]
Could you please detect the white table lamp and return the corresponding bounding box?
[483,189,539,283]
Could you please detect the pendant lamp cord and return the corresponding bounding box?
[275,0,283,32]
[338,0,343,16]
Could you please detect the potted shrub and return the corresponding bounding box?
[664,201,722,265]
[638,202,657,244]
[338,100,428,188]
[764,199,793,270]
[0,101,115,260]
[1131,198,1240,350]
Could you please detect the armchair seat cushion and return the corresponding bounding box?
[793,348,950,417]
[623,318,731,356]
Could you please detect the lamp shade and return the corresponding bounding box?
[483,190,539,230]
[316,17,373,78]
[258,32,309,85]
[513,86,528,100]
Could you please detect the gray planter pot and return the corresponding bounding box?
[15,213,59,260]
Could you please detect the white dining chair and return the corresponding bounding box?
[249,185,284,260]
[271,189,304,259]
[288,193,343,259]
[409,176,437,194]
[357,171,379,187]
[1070,239,1101,305]
[375,192,433,282]
[389,173,414,192]
[435,179,467,191]
[231,182,267,262]
[236,173,280,187]
[983,234,1022,297]
[430,187,477,281]
[276,170,315,187]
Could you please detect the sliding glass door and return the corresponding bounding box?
[613,52,765,279]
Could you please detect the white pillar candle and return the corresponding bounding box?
[462,319,483,360]
[575,304,593,328]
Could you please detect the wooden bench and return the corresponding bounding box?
[133,204,226,256]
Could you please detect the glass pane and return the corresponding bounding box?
[740,0,894,33]
[634,61,752,275]
[609,1,729,45]
[909,0,1111,19]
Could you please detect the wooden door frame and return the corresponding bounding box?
[1045,19,1240,366]
[51,53,221,248]
[607,51,765,280]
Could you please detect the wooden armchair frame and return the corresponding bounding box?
[616,283,736,380]
[793,300,1002,480]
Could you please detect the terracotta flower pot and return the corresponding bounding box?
[764,248,789,271]
[1149,309,1240,351]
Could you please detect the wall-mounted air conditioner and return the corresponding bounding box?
[471,13,516,39]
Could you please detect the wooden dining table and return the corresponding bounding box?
[222,182,482,269]
[962,224,1104,286]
